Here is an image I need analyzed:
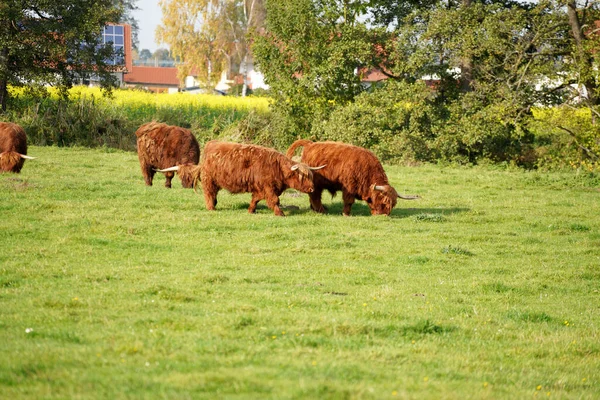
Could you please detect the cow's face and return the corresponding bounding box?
[288,163,316,193]
[0,151,23,173]
[178,164,201,188]
[368,185,398,216]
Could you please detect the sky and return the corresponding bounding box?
[131,0,167,52]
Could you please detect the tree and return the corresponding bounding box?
[564,0,600,108]
[139,49,153,60]
[157,0,224,87]
[153,48,172,61]
[252,0,375,135]
[0,0,128,112]
[156,0,264,92]
[252,0,600,164]
[225,0,265,96]
[119,0,140,50]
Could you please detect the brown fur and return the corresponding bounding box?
[135,122,200,188]
[201,140,318,216]
[0,122,29,173]
[286,140,399,216]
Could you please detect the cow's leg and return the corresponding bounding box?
[248,192,263,214]
[342,190,355,216]
[141,163,155,186]
[202,180,219,210]
[164,171,175,188]
[308,189,326,213]
[265,190,285,216]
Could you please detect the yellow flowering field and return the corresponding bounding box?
[68,86,270,113]
[7,86,271,149]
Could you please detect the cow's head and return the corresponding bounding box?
[0,151,35,173]
[155,164,201,188]
[287,163,326,193]
[368,184,399,216]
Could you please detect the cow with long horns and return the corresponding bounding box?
[0,122,36,173]
[286,140,418,216]
[135,122,200,188]
[200,140,325,216]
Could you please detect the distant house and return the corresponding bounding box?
[183,54,270,93]
[92,23,180,93]
[101,23,269,94]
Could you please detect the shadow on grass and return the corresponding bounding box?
[231,199,469,218]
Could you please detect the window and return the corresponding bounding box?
[103,25,125,65]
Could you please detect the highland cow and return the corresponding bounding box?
[286,140,418,216]
[0,122,35,173]
[200,140,325,216]
[135,122,200,188]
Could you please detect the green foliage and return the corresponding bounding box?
[0,1,127,110]
[252,0,373,136]
[311,80,536,165]
[312,80,440,163]
[1,147,600,398]
[2,87,269,150]
[220,110,296,150]
[530,106,600,171]
[252,0,600,167]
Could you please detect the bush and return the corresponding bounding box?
[529,106,600,171]
[4,86,269,151]
[311,81,441,163]
[219,110,297,151]
[433,97,536,166]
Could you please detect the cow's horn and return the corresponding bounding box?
[19,154,36,160]
[308,164,326,170]
[155,166,180,172]
[373,185,386,191]
[290,164,299,171]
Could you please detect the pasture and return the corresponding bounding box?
[1,146,599,399]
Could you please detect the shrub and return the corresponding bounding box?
[5,86,269,151]
[431,92,536,166]
[529,106,600,171]
[311,81,441,163]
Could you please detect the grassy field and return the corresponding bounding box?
[1,146,599,399]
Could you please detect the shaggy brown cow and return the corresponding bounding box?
[286,140,418,216]
[135,122,200,188]
[0,122,35,173]
[200,140,325,216]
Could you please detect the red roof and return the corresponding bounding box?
[124,66,180,86]
[361,68,388,82]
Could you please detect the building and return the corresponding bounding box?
[102,24,268,94]
[99,23,180,93]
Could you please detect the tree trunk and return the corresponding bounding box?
[566,0,597,106]
[0,79,7,113]
[241,50,248,97]
[0,46,8,112]
[459,0,473,93]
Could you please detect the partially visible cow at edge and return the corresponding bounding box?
[0,122,35,173]
[200,140,325,216]
[286,140,418,216]
[135,122,200,188]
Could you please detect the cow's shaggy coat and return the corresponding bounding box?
[135,122,200,188]
[201,140,319,216]
[0,122,31,173]
[287,140,416,216]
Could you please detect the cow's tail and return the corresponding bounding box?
[286,139,313,159]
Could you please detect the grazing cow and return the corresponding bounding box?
[135,122,200,188]
[286,140,418,216]
[0,122,35,173]
[200,140,325,216]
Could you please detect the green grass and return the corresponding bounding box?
[1,146,599,399]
